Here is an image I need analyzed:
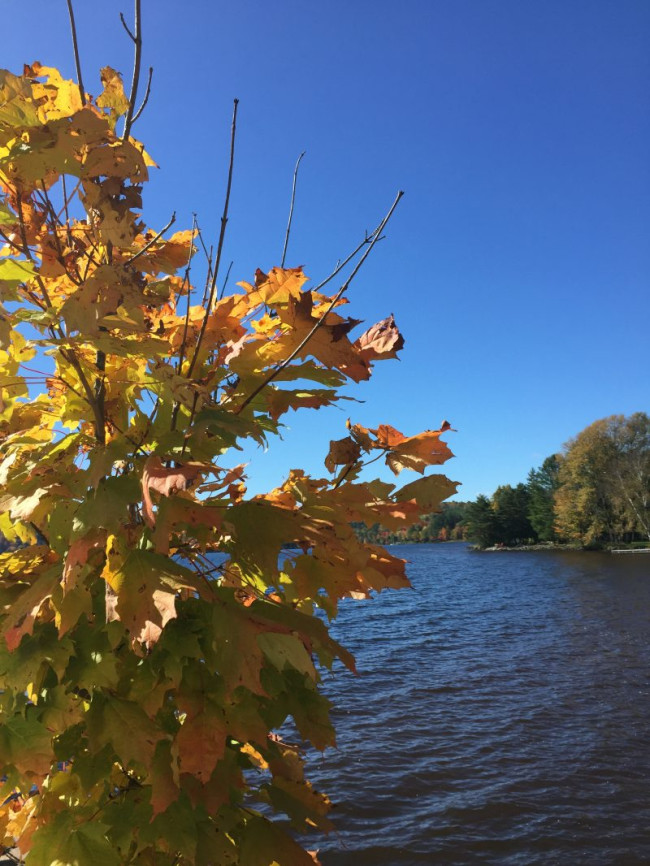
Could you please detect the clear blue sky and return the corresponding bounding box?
[4,1,649,500]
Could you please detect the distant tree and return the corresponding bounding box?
[608,413,650,541]
[492,483,536,545]
[527,455,561,541]
[465,495,500,548]
[555,414,650,545]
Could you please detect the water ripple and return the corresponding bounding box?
[302,543,650,865]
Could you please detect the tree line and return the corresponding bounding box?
[467,413,650,548]
[356,414,650,550]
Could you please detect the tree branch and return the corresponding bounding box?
[124,212,176,265]
[122,0,143,141]
[66,0,86,107]
[131,66,153,124]
[281,151,305,268]
[185,98,239,381]
[234,190,404,416]
[311,228,384,294]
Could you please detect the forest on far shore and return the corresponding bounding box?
[355,413,650,550]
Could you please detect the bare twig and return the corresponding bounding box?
[281,151,305,267]
[217,258,234,301]
[119,11,136,41]
[311,228,384,294]
[131,66,153,124]
[124,212,176,265]
[122,0,143,141]
[186,98,239,380]
[175,215,198,375]
[333,449,384,490]
[66,0,86,106]
[234,191,404,416]
[36,183,82,285]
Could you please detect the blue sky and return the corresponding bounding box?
[4,0,649,500]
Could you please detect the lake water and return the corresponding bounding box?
[302,543,650,865]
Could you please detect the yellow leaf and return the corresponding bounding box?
[96,67,129,126]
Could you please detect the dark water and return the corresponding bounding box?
[302,543,650,866]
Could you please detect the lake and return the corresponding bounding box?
[301,542,650,865]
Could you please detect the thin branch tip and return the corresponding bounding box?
[119,11,136,41]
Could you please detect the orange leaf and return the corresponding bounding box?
[372,422,454,475]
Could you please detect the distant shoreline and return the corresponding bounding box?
[474,543,650,554]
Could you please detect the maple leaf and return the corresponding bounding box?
[239,266,308,306]
[61,530,107,590]
[96,66,129,126]
[353,313,404,362]
[394,473,460,510]
[102,545,201,644]
[86,693,164,770]
[272,291,370,381]
[324,436,361,472]
[141,456,207,528]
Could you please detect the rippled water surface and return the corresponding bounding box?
[303,543,650,865]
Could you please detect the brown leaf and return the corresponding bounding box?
[353,313,404,362]
[324,437,361,473]
[141,456,206,528]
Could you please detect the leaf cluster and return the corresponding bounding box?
[0,62,457,864]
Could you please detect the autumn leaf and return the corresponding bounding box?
[272,290,370,381]
[394,473,460,510]
[324,436,361,472]
[141,456,207,528]
[353,313,404,362]
[96,66,129,125]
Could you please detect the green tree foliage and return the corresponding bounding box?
[0,59,458,864]
[491,484,536,545]
[465,487,536,549]
[527,455,561,541]
[465,495,501,548]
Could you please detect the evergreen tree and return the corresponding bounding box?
[527,455,561,541]
[465,495,500,548]
[492,484,536,545]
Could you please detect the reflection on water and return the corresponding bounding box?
[302,543,650,865]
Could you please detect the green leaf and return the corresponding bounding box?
[257,633,316,680]
[0,258,36,288]
[238,814,318,866]
[29,816,120,866]
[0,201,16,226]
[86,693,164,769]
[0,712,53,779]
